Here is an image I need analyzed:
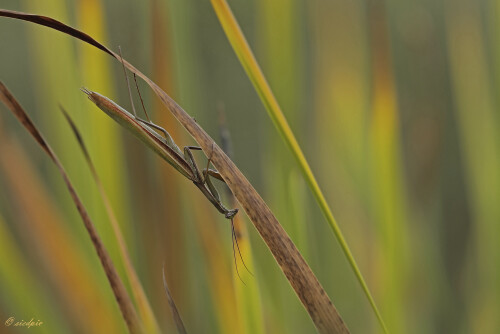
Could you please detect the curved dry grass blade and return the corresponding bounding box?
[0,11,349,333]
[60,106,161,334]
[0,81,144,334]
[162,265,187,334]
[0,9,114,57]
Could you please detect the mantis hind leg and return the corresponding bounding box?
[119,47,177,149]
[136,118,177,147]
[199,143,225,183]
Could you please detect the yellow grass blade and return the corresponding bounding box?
[77,0,131,280]
[366,2,409,332]
[190,198,238,334]
[232,212,265,334]
[193,202,240,334]
[219,112,265,334]
[209,0,387,332]
[150,1,190,322]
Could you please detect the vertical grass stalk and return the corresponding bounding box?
[209,0,387,332]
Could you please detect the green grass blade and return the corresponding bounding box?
[209,0,388,332]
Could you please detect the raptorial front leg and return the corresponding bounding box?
[184,144,238,219]
[183,146,203,181]
[202,169,238,219]
[203,168,225,182]
[198,143,228,184]
[203,169,222,202]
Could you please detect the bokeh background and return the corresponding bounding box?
[0,0,499,333]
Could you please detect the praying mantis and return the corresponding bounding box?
[82,49,250,279]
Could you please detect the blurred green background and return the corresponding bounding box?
[0,0,499,333]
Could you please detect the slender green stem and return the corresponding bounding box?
[210,0,388,332]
